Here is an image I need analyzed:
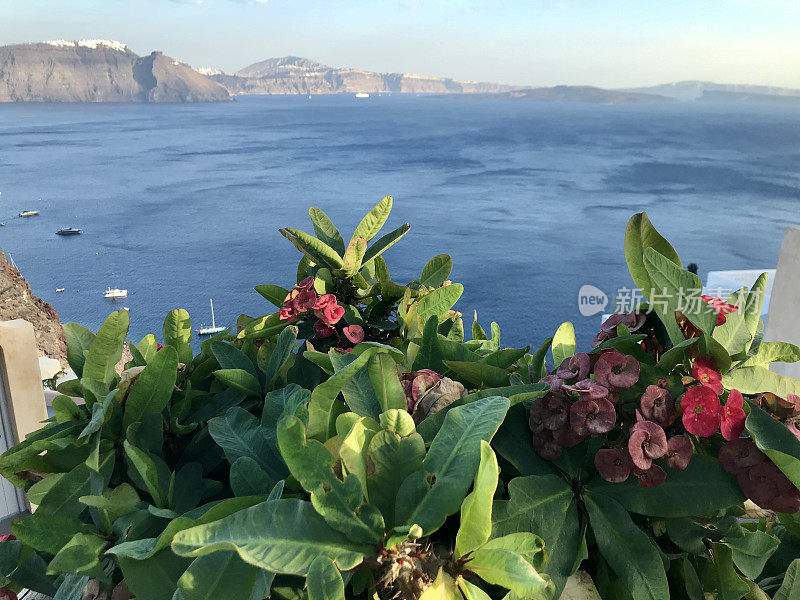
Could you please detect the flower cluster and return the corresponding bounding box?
[278,277,364,351]
[720,439,800,513]
[680,358,746,440]
[701,295,739,326]
[530,350,638,461]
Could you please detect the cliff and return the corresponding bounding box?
[622,81,800,102]
[0,249,67,368]
[698,90,800,105]
[208,55,512,95]
[0,40,230,103]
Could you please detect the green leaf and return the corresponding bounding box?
[12,512,97,556]
[711,543,751,600]
[774,559,800,600]
[214,369,262,397]
[466,547,549,599]
[587,454,744,517]
[208,407,287,482]
[644,247,716,343]
[362,223,411,264]
[723,365,800,397]
[419,254,453,288]
[740,341,800,368]
[492,474,582,596]
[138,333,159,364]
[745,404,800,489]
[479,533,546,572]
[263,326,298,388]
[444,360,510,388]
[396,396,510,534]
[339,236,368,278]
[177,551,261,600]
[306,555,345,600]
[118,549,192,600]
[82,309,129,387]
[584,493,669,600]
[212,341,258,378]
[254,284,290,309]
[230,456,279,497]
[46,533,107,581]
[365,427,426,529]
[339,417,380,500]
[415,284,463,323]
[163,309,193,364]
[624,212,681,304]
[281,228,344,270]
[309,207,346,256]
[124,440,167,507]
[307,347,378,440]
[367,353,407,413]
[419,569,461,600]
[455,441,498,558]
[725,529,779,580]
[277,415,384,544]
[171,499,371,575]
[352,195,393,242]
[743,272,769,354]
[123,346,179,431]
[552,322,576,368]
[457,578,493,600]
[63,323,95,378]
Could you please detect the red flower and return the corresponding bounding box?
[701,295,739,326]
[156,343,164,352]
[343,324,365,344]
[640,385,676,427]
[0,589,17,600]
[594,448,632,483]
[680,386,721,437]
[628,420,668,470]
[632,464,667,488]
[312,319,335,339]
[0,534,15,542]
[665,435,692,470]
[720,389,746,441]
[569,397,616,435]
[279,307,297,322]
[594,350,640,389]
[313,294,345,325]
[692,357,723,395]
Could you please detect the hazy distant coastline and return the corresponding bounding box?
[1,40,799,104]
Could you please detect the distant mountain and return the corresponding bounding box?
[622,81,800,102]
[0,40,230,103]
[206,55,513,95]
[465,86,676,105]
[699,90,800,105]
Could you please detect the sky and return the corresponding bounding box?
[2,0,799,88]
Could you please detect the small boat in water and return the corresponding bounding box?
[56,228,83,236]
[355,92,370,99]
[19,210,39,217]
[196,298,226,335]
[104,287,128,299]
[55,288,65,293]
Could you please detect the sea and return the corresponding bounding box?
[0,95,798,352]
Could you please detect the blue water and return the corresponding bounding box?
[0,95,798,350]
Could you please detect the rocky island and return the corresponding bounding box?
[0,40,230,103]
[206,56,512,95]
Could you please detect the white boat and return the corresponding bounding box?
[196,298,226,335]
[355,92,370,99]
[19,210,39,217]
[55,288,65,293]
[104,287,128,299]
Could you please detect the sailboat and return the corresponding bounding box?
[196,298,226,335]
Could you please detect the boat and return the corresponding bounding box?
[19,210,39,217]
[55,288,65,293]
[196,298,226,335]
[355,92,370,99]
[104,287,128,299]
[55,228,83,236]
